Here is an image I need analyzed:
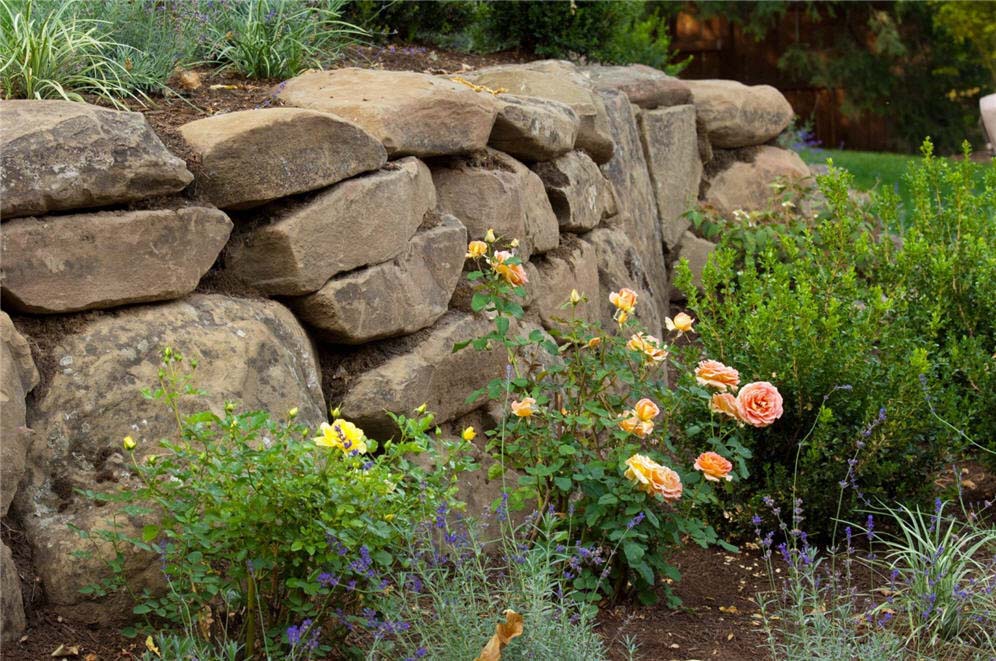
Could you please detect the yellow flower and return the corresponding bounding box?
[466,240,488,259]
[609,288,638,314]
[624,454,683,502]
[618,415,653,438]
[510,397,537,418]
[569,288,582,305]
[287,407,299,419]
[485,228,497,243]
[462,426,477,441]
[314,419,368,454]
[626,333,668,363]
[123,435,137,451]
[509,238,519,248]
[633,398,660,422]
[665,312,694,334]
[586,336,602,349]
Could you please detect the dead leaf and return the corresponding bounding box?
[474,609,523,661]
[84,654,98,661]
[197,605,214,641]
[719,605,739,614]
[50,644,80,657]
[145,635,160,658]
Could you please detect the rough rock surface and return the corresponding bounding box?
[672,231,716,300]
[277,69,497,157]
[685,80,794,148]
[334,311,506,439]
[0,100,192,219]
[462,65,614,163]
[432,150,559,257]
[530,236,601,331]
[488,95,579,161]
[703,146,811,216]
[14,294,326,623]
[1,542,25,642]
[582,64,692,109]
[585,227,664,337]
[596,90,670,324]
[532,151,616,233]
[179,108,387,209]
[1,312,39,516]
[226,158,435,295]
[639,105,702,250]
[290,215,467,344]
[1,208,232,314]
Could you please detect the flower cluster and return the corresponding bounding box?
[696,359,784,428]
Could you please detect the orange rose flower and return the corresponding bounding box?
[466,240,488,258]
[694,451,733,482]
[627,333,668,363]
[586,336,602,349]
[609,288,638,314]
[510,397,537,418]
[625,454,683,502]
[618,415,654,438]
[490,250,529,287]
[736,381,783,428]
[709,393,742,421]
[665,312,695,334]
[695,359,741,392]
[633,398,660,422]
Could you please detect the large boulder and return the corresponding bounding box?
[462,65,614,163]
[14,294,326,623]
[529,236,601,331]
[685,79,794,148]
[639,105,702,250]
[1,207,232,314]
[277,69,497,158]
[703,146,811,216]
[0,100,192,219]
[582,64,692,109]
[332,311,506,439]
[1,542,25,643]
[1,312,39,516]
[584,227,663,337]
[178,108,386,209]
[432,150,559,257]
[289,214,467,344]
[596,89,670,325]
[532,151,616,233]
[225,158,435,295]
[488,95,579,162]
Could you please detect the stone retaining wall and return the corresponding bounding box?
[0,60,808,636]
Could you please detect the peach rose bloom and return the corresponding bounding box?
[466,240,488,258]
[627,333,668,363]
[633,398,660,422]
[625,454,683,502]
[694,451,733,482]
[609,288,638,313]
[695,359,741,391]
[510,397,537,417]
[736,381,784,428]
[665,312,694,333]
[709,393,742,421]
[619,415,653,438]
[491,250,529,286]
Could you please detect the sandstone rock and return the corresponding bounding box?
[277,69,497,157]
[462,66,614,163]
[225,158,435,295]
[334,311,506,439]
[290,215,467,344]
[584,227,663,337]
[596,90,670,327]
[15,294,325,622]
[529,236,601,331]
[532,151,616,233]
[639,105,702,250]
[1,312,38,516]
[1,207,232,314]
[1,542,25,642]
[179,108,386,209]
[672,231,716,300]
[582,64,692,109]
[703,146,811,216]
[488,95,579,161]
[432,150,559,257]
[685,79,794,148]
[0,100,192,219]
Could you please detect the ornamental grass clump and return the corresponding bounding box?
[458,232,784,605]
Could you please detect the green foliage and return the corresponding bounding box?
[459,236,762,605]
[0,0,135,106]
[679,141,996,535]
[932,0,996,81]
[345,0,481,51]
[77,348,470,656]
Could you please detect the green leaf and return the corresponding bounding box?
[471,292,490,312]
[141,525,160,543]
[623,541,645,564]
[132,603,152,614]
[597,493,618,506]
[554,476,573,491]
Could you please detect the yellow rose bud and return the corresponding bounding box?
[466,240,488,259]
[462,426,476,441]
[484,228,497,243]
[569,289,581,305]
[288,407,299,419]
[123,435,136,451]
[330,406,341,418]
[509,238,519,248]
[415,403,427,414]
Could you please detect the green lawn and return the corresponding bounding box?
[799,148,991,220]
